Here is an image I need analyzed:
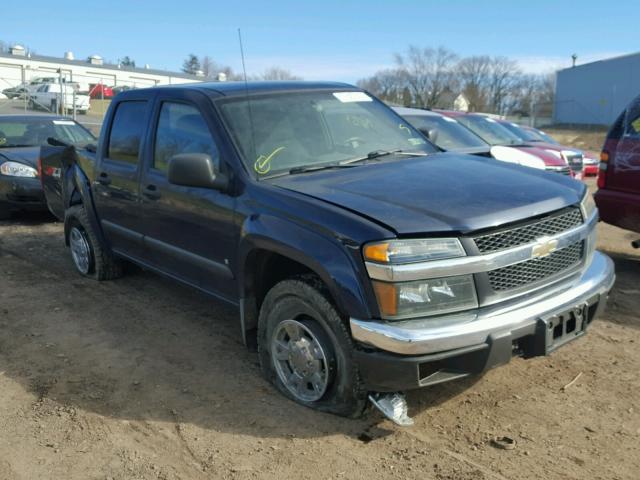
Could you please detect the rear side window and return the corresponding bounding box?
[153,102,218,173]
[107,101,147,164]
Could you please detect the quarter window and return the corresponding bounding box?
[153,102,218,173]
[107,101,147,164]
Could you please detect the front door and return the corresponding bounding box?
[138,96,237,301]
[92,99,150,258]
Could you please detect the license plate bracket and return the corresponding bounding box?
[542,304,588,353]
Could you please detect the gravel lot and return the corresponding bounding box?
[0,176,638,479]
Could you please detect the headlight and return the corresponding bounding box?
[0,161,38,178]
[580,190,596,219]
[364,238,465,264]
[372,275,478,320]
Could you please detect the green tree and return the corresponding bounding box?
[120,56,136,68]
[182,54,201,75]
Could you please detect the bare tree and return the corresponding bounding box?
[486,56,521,114]
[201,55,219,78]
[260,67,302,81]
[357,68,407,105]
[455,55,491,111]
[394,46,458,107]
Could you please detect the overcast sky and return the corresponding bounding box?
[1,0,632,82]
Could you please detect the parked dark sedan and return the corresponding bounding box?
[0,115,96,219]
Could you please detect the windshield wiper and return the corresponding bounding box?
[340,149,429,165]
[289,163,358,175]
[0,143,34,148]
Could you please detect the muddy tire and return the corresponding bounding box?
[65,205,123,280]
[258,275,367,418]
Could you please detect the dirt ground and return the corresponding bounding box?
[1,178,639,480]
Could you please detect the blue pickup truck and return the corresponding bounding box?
[40,81,614,423]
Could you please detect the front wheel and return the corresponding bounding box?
[258,276,367,417]
[65,205,123,280]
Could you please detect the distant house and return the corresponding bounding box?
[437,88,470,111]
[554,52,640,126]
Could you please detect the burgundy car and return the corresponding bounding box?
[493,119,584,179]
[595,97,640,244]
[437,111,575,176]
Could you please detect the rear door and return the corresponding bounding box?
[609,100,640,194]
[137,92,237,300]
[92,97,152,258]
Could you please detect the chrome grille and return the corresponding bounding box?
[487,241,584,291]
[473,207,583,253]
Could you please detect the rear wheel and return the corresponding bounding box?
[258,276,367,417]
[65,205,123,280]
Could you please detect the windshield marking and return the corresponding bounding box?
[254,146,286,175]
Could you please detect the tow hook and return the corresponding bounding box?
[632,239,640,249]
[368,392,414,426]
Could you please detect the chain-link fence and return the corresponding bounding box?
[1,68,158,135]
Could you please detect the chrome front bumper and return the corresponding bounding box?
[351,251,615,355]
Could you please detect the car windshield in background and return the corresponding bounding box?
[456,115,523,146]
[404,115,487,151]
[217,90,436,177]
[0,117,95,148]
[500,122,540,142]
[528,128,559,145]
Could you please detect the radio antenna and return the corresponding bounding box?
[238,28,258,167]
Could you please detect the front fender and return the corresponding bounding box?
[238,213,374,321]
[62,150,106,248]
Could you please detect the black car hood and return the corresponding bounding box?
[271,153,585,235]
[0,146,40,168]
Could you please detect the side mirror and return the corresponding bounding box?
[419,128,439,144]
[167,153,228,190]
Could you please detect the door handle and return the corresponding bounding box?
[142,184,161,200]
[97,172,111,185]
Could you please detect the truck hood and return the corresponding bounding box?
[516,146,567,166]
[0,146,40,168]
[271,154,584,235]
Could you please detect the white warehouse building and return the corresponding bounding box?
[554,52,640,126]
[0,45,202,92]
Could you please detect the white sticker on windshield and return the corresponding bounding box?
[333,91,372,103]
[442,116,457,122]
[52,120,75,125]
[408,137,426,145]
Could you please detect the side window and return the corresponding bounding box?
[153,102,218,173]
[37,85,47,93]
[107,101,147,165]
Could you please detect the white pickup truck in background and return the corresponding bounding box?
[29,83,90,114]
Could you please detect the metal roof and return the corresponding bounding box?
[0,51,200,80]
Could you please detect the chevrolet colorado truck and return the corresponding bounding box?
[40,82,615,422]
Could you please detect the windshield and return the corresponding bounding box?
[404,114,487,151]
[527,128,559,145]
[0,117,96,148]
[455,115,523,146]
[499,122,540,142]
[217,90,436,177]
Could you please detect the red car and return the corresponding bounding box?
[595,97,640,243]
[492,120,584,179]
[437,111,575,176]
[88,84,114,99]
[520,125,599,177]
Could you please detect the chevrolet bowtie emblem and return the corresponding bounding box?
[532,237,559,258]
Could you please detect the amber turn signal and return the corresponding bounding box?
[600,151,609,162]
[372,281,398,317]
[364,243,390,263]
